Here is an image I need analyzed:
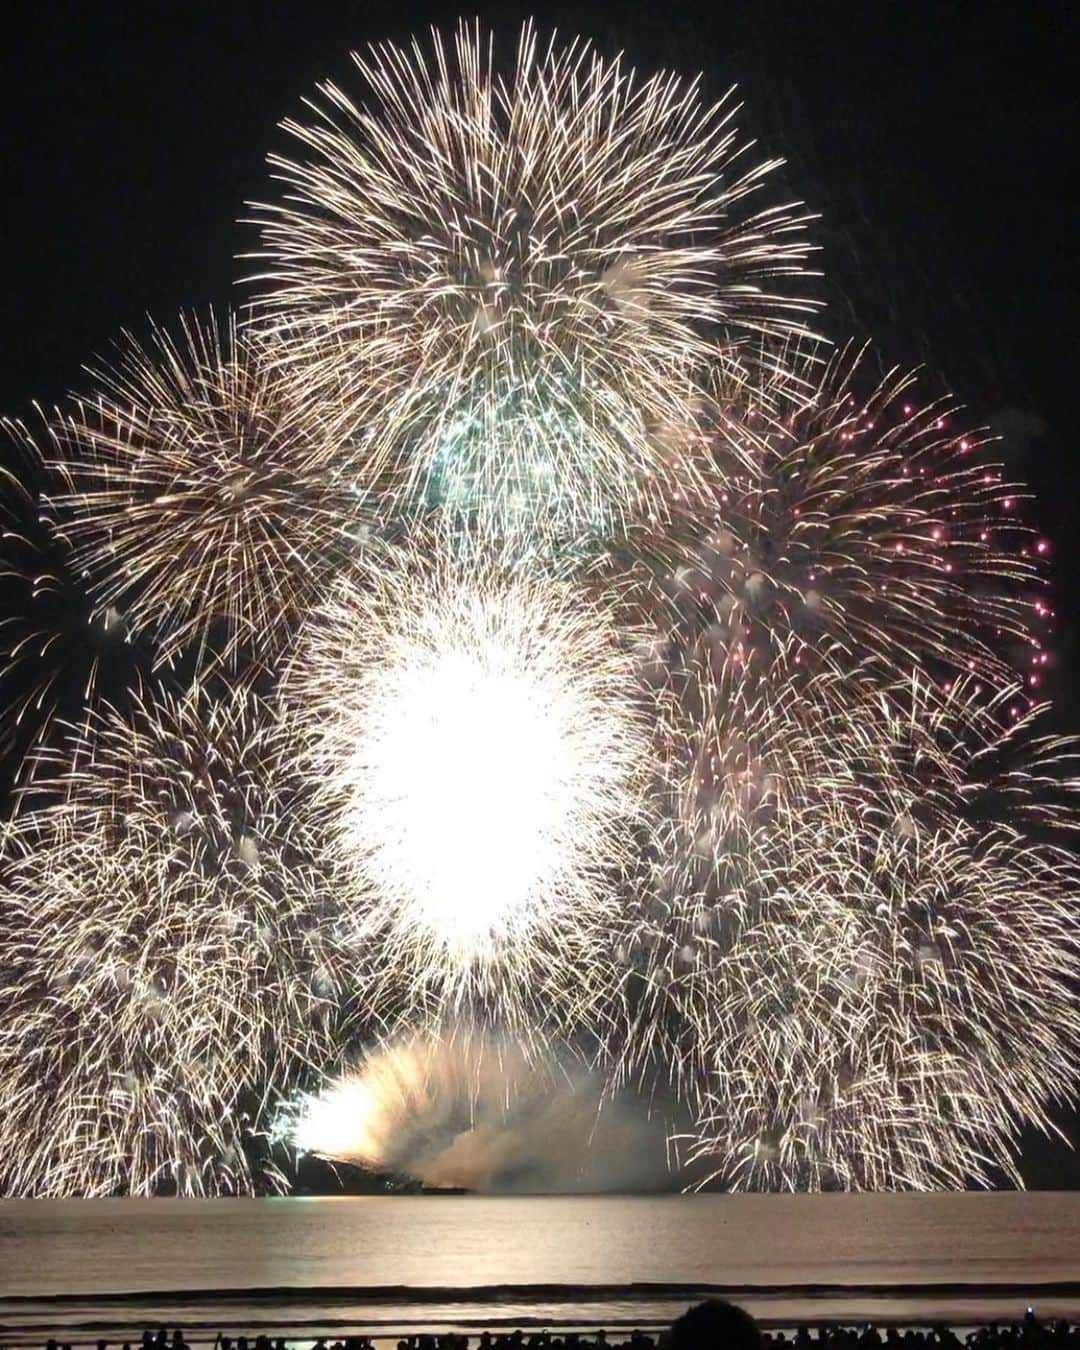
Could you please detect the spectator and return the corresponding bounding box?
[668,1299,762,1350]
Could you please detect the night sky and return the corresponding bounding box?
[2,0,1078,1186]
[2,2,1077,687]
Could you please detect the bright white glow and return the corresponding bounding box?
[351,644,597,953]
[291,1077,382,1165]
[288,1036,439,1168]
[289,551,651,994]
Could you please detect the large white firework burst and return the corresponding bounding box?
[666,675,1080,1193]
[44,311,379,669]
[282,535,654,1026]
[0,684,344,1196]
[589,343,1077,1189]
[620,343,1047,705]
[251,23,814,541]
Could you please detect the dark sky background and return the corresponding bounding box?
[1,0,1078,1186]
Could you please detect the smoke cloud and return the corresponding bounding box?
[287,1032,679,1192]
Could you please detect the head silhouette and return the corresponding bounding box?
[668,1299,763,1350]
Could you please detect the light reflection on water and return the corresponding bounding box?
[2,1194,1079,1342]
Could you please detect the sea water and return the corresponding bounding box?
[2,1194,1079,1343]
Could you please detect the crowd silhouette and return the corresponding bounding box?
[18,1306,1080,1350]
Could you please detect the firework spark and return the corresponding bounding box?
[610,652,1080,1190]
[619,344,1048,706]
[251,22,815,541]
[0,684,343,1196]
[44,311,378,669]
[1,425,153,773]
[582,343,1079,1189]
[282,535,654,1025]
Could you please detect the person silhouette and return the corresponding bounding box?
[668,1299,762,1350]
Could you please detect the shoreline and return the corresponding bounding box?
[5,1284,1080,1308]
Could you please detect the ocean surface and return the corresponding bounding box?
[2,1194,1079,1344]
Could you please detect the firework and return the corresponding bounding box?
[281,533,655,1026]
[619,344,1048,706]
[1,24,1078,1197]
[283,1030,551,1176]
[1,425,153,773]
[586,343,1078,1188]
[44,311,379,669]
[611,654,1080,1190]
[0,684,344,1196]
[251,22,814,541]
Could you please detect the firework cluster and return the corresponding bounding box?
[1,23,1077,1196]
